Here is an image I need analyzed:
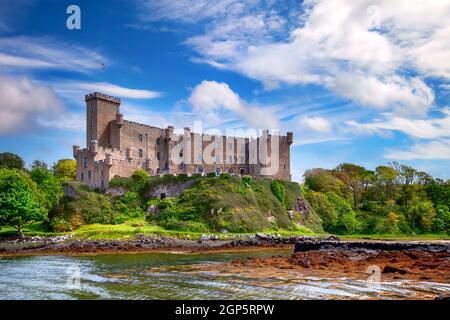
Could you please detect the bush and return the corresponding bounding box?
[160,219,209,232]
[270,180,287,208]
[50,217,72,232]
[242,175,252,188]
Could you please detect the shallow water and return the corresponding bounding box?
[0,249,448,300]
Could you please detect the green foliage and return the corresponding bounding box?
[0,152,25,170]
[29,166,63,209]
[325,192,359,234]
[53,159,76,181]
[433,205,450,232]
[147,175,318,233]
[0,169,46,236]
[49,217,72,232]
[304,169,345,196]
[242,175,252,188]
[270,180,287,208]
[304,190,337,231]
[406,197,435,232]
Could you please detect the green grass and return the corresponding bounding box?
[341,233,450,241]
[0,218,319,240]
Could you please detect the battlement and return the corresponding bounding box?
[85,92,121,104]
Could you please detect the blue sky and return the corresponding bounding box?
[0,0,450,181]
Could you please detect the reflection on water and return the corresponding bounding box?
[0,249,449,300]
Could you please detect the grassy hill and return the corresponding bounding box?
[56,174,323,235]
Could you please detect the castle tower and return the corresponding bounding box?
[85,92,121,148]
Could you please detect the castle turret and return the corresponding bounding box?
[116,112,124,128]
[165,125,174,141]
[85,92,121,148]
[73,145,80,158]
[287,132,293,145]
[90,140,98,155]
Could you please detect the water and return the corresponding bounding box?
[0,249,449,300]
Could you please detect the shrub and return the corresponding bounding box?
[270,180,287,208]
[50,217,72,232]
[242,175,252,188]
[220,173,231,179]
[160,219,209,233]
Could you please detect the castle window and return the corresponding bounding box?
[228,155,233,163]
[240,168,246,175]
[179,149,183,158]
[101,180,104,188]
[197,166,204,173]
[101,170,103,176]
[197,153,202,161]
[156,138,160,146]
[215,154,221,163]
[83,156,88,168]
[138,134,143,142]
[228,168,234,174]
[139,149,143,158]
[215,167,221,176]
[81,172,84,180]
[284,164,286,169]
[157,152,160,160]
[88,170,91,179]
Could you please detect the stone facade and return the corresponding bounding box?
[73,92,293,190]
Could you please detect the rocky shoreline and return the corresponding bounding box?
[1,233,449,257]
[0,234,339,256]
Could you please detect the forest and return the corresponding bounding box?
[0,151,449,237]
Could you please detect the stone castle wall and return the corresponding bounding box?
[74,92,293,190]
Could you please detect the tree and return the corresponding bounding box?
[406,197,435,232]
[0,169,46,237]
[304,190,337,231]
[326,192,360,234]
[374,165,399,203]
[31,160,48,170]
[304,168,346,196]
[53,159,76,181]
[30,166,63,209]
[334,163,367,210]
[0,152,25,170]
[392,162,418,207]
[433,205,450,233]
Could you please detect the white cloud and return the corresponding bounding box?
[386,140,450,160]
[188,80,279,129]
[300,116,332,133]
[0,36,106,73]
[0,76,65,134]
[138,0,238,23]
[53,81,162,100]
[346,108,450,139]
[143,0,450,115]
[330,74,434,116]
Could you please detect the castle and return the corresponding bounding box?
[73,92,293,190]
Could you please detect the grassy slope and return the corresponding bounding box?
[0,175,323,239]
[149,175,324,233]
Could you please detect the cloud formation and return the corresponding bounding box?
[188,80,279,129]
[0,36,106,73]
[141,0,450,116]
[0,76,65,134]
